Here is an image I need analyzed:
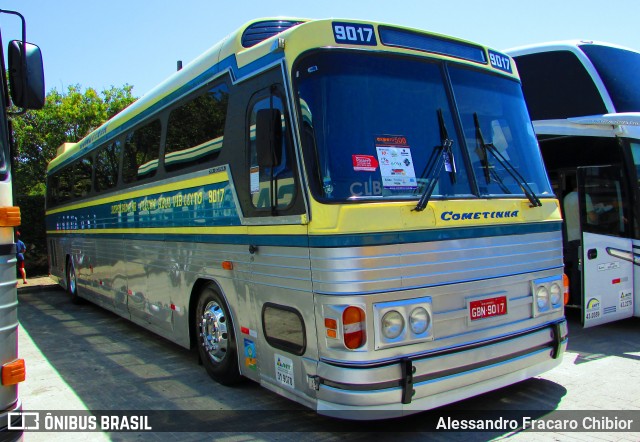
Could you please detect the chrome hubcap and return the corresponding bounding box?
[200,300,228,363]
[68,264,76,293]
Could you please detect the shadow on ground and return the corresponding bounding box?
[17,283,576,440]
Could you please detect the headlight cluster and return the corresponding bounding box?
[532,276,564,316]
[375,297,433,350]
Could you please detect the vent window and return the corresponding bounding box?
[241,20,302,48]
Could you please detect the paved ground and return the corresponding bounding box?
[13,276,640,441]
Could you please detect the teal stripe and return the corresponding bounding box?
[47,221,561,248]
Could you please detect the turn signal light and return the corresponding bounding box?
[2,359,25,385]
[0,207,20,227]
[221,261,234,270]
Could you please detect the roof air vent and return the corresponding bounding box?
[241,20,302,48]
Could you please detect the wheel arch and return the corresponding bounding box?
[189,277,233,350]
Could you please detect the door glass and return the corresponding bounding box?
[249,93,295,211]
[579,166,629,238]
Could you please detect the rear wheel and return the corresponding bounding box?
[66,257,81,304]
[195,284,242,385]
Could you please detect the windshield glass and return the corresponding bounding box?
[294,51,552,202]
[449,65,552,198]
[580,44,640,113]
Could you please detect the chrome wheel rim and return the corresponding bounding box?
[200,300,229,363]
[68,263,76,294]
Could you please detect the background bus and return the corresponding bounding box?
[46,18,567,418]
[507,40,640,327]
[0,8,45,435]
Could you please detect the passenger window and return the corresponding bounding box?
[165,84,229,171]
[73,156,93,198]
[122,120,161,183]
[95,141,121,192]
[248,90,295,210]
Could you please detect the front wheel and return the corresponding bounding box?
[195,284,242,385]
[66,257,81,304]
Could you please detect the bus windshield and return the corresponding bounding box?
[580,44,640,113]
[294,51,552,202]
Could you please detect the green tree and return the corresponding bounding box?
[11,84,137,196]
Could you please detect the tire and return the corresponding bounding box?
[66,257,82,305]
[195,284,242,385]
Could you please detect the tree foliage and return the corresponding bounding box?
[11,84,137,196]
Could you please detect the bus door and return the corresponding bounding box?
[578,166,634,327]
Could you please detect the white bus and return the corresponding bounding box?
[46,18,567,418]
[508,40,640,327]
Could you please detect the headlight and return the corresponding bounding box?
[536,286,549,311]
[549,283,562,306]
[409,307,430,335]
[381,310,404,339]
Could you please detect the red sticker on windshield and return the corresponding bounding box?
[353,154,379,172]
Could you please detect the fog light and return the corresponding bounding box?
[381,310,404,339]
[409,307,429,335]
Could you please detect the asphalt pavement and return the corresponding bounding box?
[12,276,640,441]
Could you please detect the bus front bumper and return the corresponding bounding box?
[315,320,568,419]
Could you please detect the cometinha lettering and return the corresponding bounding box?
[441,210,519,221]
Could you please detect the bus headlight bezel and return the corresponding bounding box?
[373,296,433,350]
[532,276,564,317]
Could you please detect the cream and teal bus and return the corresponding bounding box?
[46,18,567,418]
[508,41,640,328]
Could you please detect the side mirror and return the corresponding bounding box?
[8,40,45,110]
[256,108,283,168]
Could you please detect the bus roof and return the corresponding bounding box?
[48,17,517,174]
[505,39,640,58]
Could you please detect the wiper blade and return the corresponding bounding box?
[414,109,456,212]
[473,113,542,207]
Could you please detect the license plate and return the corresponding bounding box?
[469,296,507,321]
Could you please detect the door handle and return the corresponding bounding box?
[249,244,259,254]
[587,248,598,260]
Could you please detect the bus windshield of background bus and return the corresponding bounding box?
[580,45,640,113]
[294,51,552,202]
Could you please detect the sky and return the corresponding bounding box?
[1,0,639,98]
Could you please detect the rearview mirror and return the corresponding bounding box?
[8,40,45,109]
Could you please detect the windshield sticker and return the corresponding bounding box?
[352,154,379,172]
[250,166,260,194]
[488,50,512,73]
[375,135,417,189]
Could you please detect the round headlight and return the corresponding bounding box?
[537,286,549,310]
[381,310,405,339]
[549,283,562,306]
[409,307,430,335]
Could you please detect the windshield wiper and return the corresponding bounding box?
[473,113,542,208]
[414,109,456,212]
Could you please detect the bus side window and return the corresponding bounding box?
[95,141,121,192]
[122,120,162,183]
[248,89,296,212]
[165,83,229,172]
